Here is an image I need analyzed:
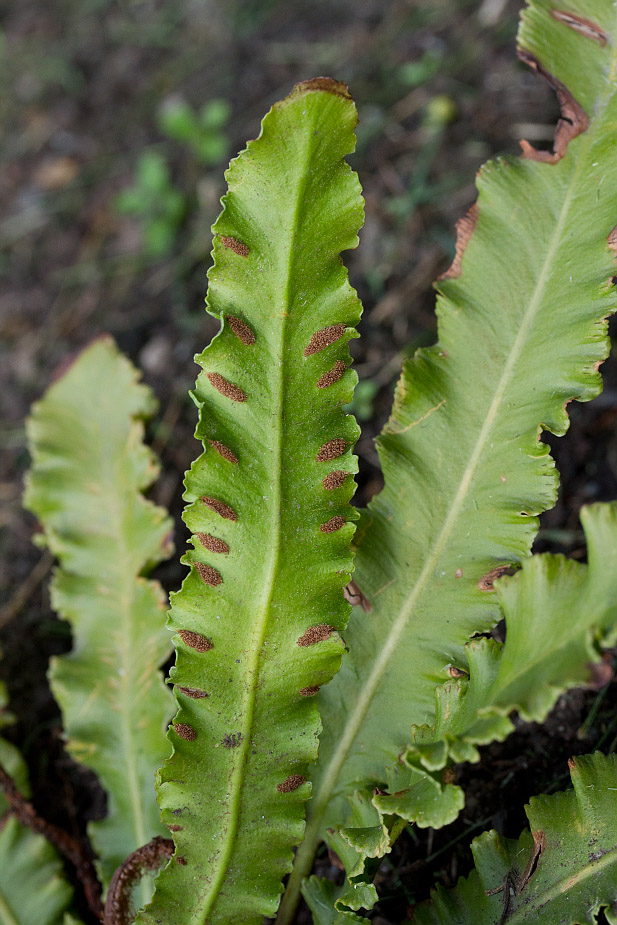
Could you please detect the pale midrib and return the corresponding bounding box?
[59,452,149,863]
[105,474,149,861]
[200,125,314,921]
[308,119,579,833]
[278,47,615,923]
[0,887,19,925]
[507,841,617,924]
[117,563,149,889]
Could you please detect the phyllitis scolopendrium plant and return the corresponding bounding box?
[2,0,617,922]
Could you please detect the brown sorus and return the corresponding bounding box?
[207,372,247,402]
[297,624,334,646]
[209,440,238,464]
[304,323,346,356]
[176,686,209,699]
[201,496,237,521]
[196,533,230,554]
[323,470,348,491]
[178,630,213,652]
[195,562,223,586]
[320,516,346,533]
[220,235,250,256]
[227,315,255,345]
[174,723,197,741]
[277,774,305,793]
[316,438,346,462]
[317,360,346,389]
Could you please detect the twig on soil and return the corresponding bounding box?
[104,836,174,925]
[0,760,104,920]
[0,550,53,629]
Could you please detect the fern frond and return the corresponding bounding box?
[279,0,617,917]
[24,337,174,885]
[0,683,73,925]
[413,752,617,924]
[137,78,363,924]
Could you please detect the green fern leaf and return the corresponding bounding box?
[405,502,617,778]
[413,752,617,924]
[24,336,174,884]
[0,684,73,925]
[377,499,617,847]
[301,500,617,918]
[279,0,617,916]
[137,78,362,924]
[0,817,74,925]
[303,877,367,924]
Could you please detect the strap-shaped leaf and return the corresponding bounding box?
[24,337,174,884]
[413,752,617,924]
[138,79,362,924]
[278,1,617,917]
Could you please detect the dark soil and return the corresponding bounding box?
[1,0,617,922]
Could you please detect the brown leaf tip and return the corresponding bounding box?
[316,438,347,462]
[195,562,223,586]
[447,665,468,679]
[320,515,346,534]
[220,235,250,257]
[477,565,512,591]
[550,9,609,46]
[223,732,243,748]
[196,533,230,555]
[588,656,614,690]
[227,315,255,345]
[442,767,456,785]
[317,360,347,389]
[299,685,321,696]
[208,440,239,464]
[201,496,238,521]
[304,323,346,356]
[207,372,247,402]
[439,202,478,280]
[323,470,349,491]
[174,723,197,741]
[516,49,589,164]
[297,624,334,646]
[277,774,305,793]
[178,629,213,652]
[295,77,351,99]
[176,686,209,699]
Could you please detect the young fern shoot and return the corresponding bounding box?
[137,79,363,924]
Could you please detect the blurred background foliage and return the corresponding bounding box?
[3,2,617,921]
[1,0,561,517]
